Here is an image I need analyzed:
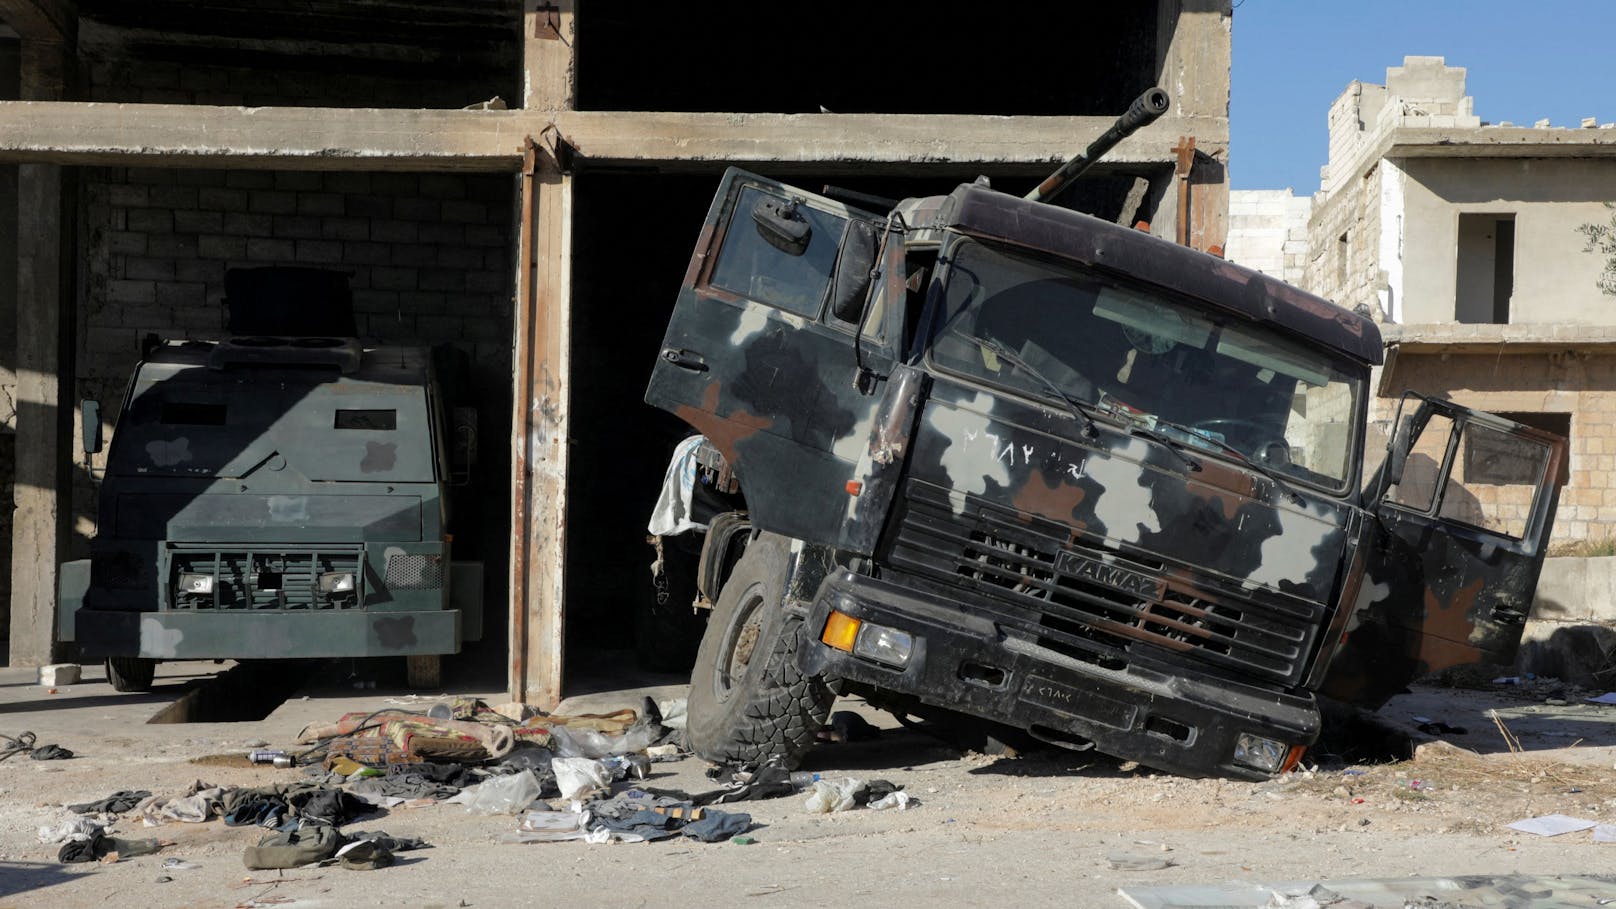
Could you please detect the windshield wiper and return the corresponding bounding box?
[1123,422,1203,473]
[948,328,1099,439]
[1159,419,1306,506]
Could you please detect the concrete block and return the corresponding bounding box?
[390,243,437,267]
[155,282,208,308]
[271,215,321,239]
[466,270,507,294]
[107,231,148,255]
[198,235,246,259]
[294,240,342,264]
[419,269,466,292]
[441,200,486,224]
[249,191,297,215]
[346,196,393,219]
[320,217,369,241]
[225,172,276,190]
[371,220,419,243]
[437,247,484,270]
[126,167,177,185]
[273,171,324,192]
[419,175,466,200]
[464,224,504,247]
[127,209,173,232]
[417,223,464,245]
[222,212,273,236]
[124,257,176,281]
[174,210,224,234]
[370,174,418,196]
[38,664,81,686]
[323,172,372,195]
[198,187,247,210]
[352,289,400,313]
[108,184,149,207]
[247,237,295,262]
[108,279,157,304]
[398,291,448,313]
[149,234,200,259]
[149,185,199,209]
[297,193,345,217]
[342,242,393,266]
[394,198,439,221]
[371,267,417,291]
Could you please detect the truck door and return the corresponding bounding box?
[1323,395,1566,707]
[645,168,893,548]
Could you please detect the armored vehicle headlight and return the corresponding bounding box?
[1232,732,1287,773]
[318,571,357,594]
[853,623,915,669]
[177,572,215,595]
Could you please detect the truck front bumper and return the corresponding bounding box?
[799,569,1319,780]
[74,608,461,660]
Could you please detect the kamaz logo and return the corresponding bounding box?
[1054,550,1164,600]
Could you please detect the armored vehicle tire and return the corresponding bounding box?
[106,657,156,693]
[686,533,832,770]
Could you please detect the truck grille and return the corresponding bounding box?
[885,484,1316,686]
[167,548,363,611]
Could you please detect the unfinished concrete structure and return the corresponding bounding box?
[1236,57,1616,547]
[0,1,1235,704]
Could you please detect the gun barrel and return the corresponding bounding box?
[1026,87,1171,205]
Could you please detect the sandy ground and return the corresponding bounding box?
[2,660,1615,908]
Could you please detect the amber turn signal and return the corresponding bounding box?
[821,610,862,653]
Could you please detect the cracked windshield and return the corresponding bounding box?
[929,240,1363,490]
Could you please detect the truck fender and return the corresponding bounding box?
[697,511,752,605]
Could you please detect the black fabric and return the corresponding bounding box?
[691,763,796,806]
[68,790,152,814]
[590,809,684,842]
[30,744,74,761]
[58,832,162,864]
[337,840,394,870]
[854,780,903,806]
[288,788,371,827]
[342,830,430,852]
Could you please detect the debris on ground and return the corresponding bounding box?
[1,731,74,761]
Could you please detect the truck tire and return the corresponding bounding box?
[686,533,832,769]
[106,657,156,693]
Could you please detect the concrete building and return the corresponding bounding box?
[0,1,1235,703]
[1232,56,1616,547]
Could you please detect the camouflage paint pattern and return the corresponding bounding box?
[647,169,1566,776]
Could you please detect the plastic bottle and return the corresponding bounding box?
[789,771,821,789]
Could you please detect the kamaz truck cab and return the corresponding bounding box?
[60,268,481,691]
[646,91,1566,779]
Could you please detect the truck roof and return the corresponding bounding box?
[141,339,432,385]
[928,185,1384,366]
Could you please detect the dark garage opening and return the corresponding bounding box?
[562,165,1157,683]
[578,2,1163,116]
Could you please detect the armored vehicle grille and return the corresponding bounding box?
[167,548,362,611]
[886,483,1316,687]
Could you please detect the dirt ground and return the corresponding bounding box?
[2,660,1615,909]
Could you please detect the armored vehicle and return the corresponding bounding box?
[646,90,1566,779]
[60,269,481,691]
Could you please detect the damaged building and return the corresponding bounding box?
[1233,55,1616,547]
[0,0,1235,703]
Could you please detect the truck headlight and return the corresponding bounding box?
[318,571,357,594]
[177,572,215,595]
[1232,732,1288,773]
[853,624,915,669]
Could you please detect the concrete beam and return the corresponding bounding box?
[0,101,1224,172]
[1387,126,1616,159]
[0,0,76,42]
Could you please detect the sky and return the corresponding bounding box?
[1230,1,1616,193]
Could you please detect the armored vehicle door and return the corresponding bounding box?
[1323,395,1566,707]
[646,168,895,549]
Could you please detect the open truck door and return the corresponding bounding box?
[1324,394,1566,707]
[645,168,897,549]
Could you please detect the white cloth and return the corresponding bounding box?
[647,435,710,537]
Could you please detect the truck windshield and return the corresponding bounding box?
[927,239,1364,491]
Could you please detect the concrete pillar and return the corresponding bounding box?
[509,0,575,705]
[7,25,74,667]
[1155,0,1231,251]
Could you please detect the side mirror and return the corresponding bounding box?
[752,197,810,256]
[80,399,102,455]
[830,221,878,324]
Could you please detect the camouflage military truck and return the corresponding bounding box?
[646,90,1567,779]
[59,269,481,692]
